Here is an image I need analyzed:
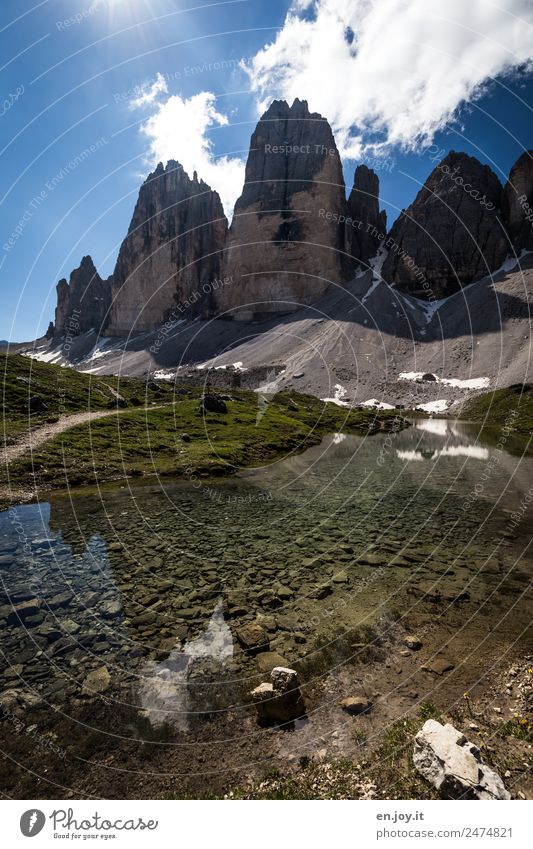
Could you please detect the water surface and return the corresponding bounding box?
[1,418,532,735]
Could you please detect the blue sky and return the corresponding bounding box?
[1,0,533,341]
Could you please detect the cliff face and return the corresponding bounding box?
[54,256,111,336]
[382,152,508,299]
[50,102,531,341]
[106,161,227,335]
[216,99,352,319]
[502,151,533,253]
[347,165,386,267]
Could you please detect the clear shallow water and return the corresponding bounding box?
[1,419,532,731]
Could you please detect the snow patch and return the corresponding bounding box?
[400,250,532,324]
[399,371,426,381]
[416,399,449,413]
[361,247,388,304]
[496,249,531,275]
[399,372,489,389]
[442,376,489,389]
[153,370,176,381]
[396,450,425,462]
[322,384,349,407]
[196,360,247,372]
[80,337,116,364]
[361,398,395,410]
[256,369,286,396]
[23,349,63,364]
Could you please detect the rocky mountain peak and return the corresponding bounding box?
[420,151,504,203]
[502,150,533,252]
[49,100,532,341]
[106,160,227,335]
[347,165,386,266]
[382,151,507,299]
[236,98,344,212]
[54,255,111,336]
[217,99,351,319]
[260,98,312,119]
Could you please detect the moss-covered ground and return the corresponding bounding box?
[1,354,405,502]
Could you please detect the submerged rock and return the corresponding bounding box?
[257,651,289,673]
[236,622,270,654]
[251,666,306,724]
[422,658,455,676]
[413,719,511,799]
[82,666,111,695]
[7,599,41,624]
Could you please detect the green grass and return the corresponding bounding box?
[463,383,533,436]
[498,716,533,745]
[1,354,406,501]
[0,352,174,443]
[228,716,440,800]
[352,728,368,747]
[417,701,441,721]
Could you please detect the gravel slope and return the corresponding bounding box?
[23,254,533,411]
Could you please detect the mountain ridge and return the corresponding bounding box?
[48,98,532,339]
[38,99,533,407]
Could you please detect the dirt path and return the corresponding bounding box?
[1,409,125,466]
[0,405,173,509]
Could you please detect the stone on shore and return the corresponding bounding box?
[250,666,305,724]
[403,635,423,650]
[413,720,511,799]
[339,695,372,715]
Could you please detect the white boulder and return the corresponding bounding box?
[413,720,510,800]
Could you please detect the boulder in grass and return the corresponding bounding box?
[28,395,48,414]
[199,393,228,415]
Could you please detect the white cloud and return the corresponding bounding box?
[134,89,244,218]
[244,0,533,157]
[129,73,168,109]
